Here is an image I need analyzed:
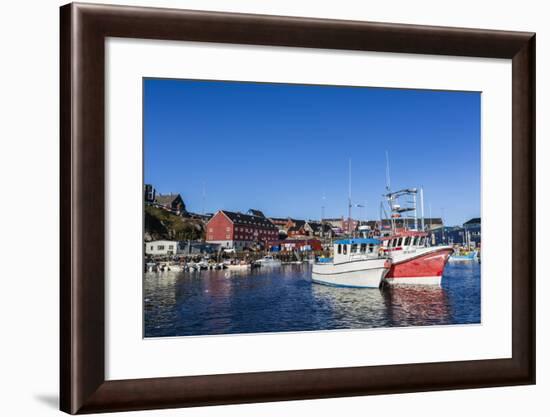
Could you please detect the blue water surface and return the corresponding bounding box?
[144,262,481,337]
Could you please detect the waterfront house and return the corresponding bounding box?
[286,219,309,237]
[463,217,481,246]
[145,240,179,256]
[178,241,220,255]
[287,224,308,237]
[323,218,345,229]
[268,217,290,234]
[285,218,306,231]
[155,193,187,215]
[305,221,334,238]
[206,210,279,250]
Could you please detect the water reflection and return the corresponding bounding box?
[311,285,389,329]
[382,285,451,326]
[144,262,480,337]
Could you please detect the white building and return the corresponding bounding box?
[145,240,178,256]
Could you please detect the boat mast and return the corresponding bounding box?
[420,187,425,231]
[348,158,352,236]
[385,151,394,233]
[413,191,418,231]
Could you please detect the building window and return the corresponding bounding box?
[168,245,174,250]
[209,228,213,232]
[150,245,153,250]
[225,234,230,239]
[226,227,230,232]
[157,245,164,250]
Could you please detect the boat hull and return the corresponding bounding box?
[449,251,478,262]
[226,264,251,270]
[385,246,453,285]
[312,258,389,288]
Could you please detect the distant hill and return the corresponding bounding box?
[144,205,204,241]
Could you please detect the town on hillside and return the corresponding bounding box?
[143,184,481,262]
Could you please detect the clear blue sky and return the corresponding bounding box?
[144,78,480,226]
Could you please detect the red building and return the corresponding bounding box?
[206,210,279,250]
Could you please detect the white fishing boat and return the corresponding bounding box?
[311,238,391,288]
[255,255,282,267]
[167,263,183,272]
[225,262,252,270]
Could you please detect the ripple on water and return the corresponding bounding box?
[144,262,480,337]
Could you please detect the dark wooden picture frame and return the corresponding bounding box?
[60,2,535,414]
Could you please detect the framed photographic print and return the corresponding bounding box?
[60,2,535,414]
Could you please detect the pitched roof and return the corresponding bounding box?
[289,219,306,228]
[247,209,266,218]
[155,193,182,205]
[307,221,333,233]
[220,210,277,229]
[307,221,322,232]
[269,217,289,223]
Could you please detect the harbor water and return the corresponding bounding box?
[144,262,481,337]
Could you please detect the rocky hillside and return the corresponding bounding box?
[144,205,204,242]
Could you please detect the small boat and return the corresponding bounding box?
[186,262,199,272]
[226,262,251,270]
[449,249,478,262]
[255,255,282,267]
[168,263,183,272]
[197,261,210,270]
[145,262,157,272]
[311,238,391,288]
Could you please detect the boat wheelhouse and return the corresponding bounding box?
[380,186,453,285]
[311,238,391,288]
[379,230,453,285]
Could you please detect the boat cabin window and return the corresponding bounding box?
[360,243,367,253]
[343,244,348,255]
[391,239,397,248]
[397,237,403,247]
[368,244,374,253]
[351,244,358,253]
[404,236,411,246]
[337,244,342,254]
[419,237,425,246]
[411,236,417,246]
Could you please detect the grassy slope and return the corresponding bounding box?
[144,205,204,241]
